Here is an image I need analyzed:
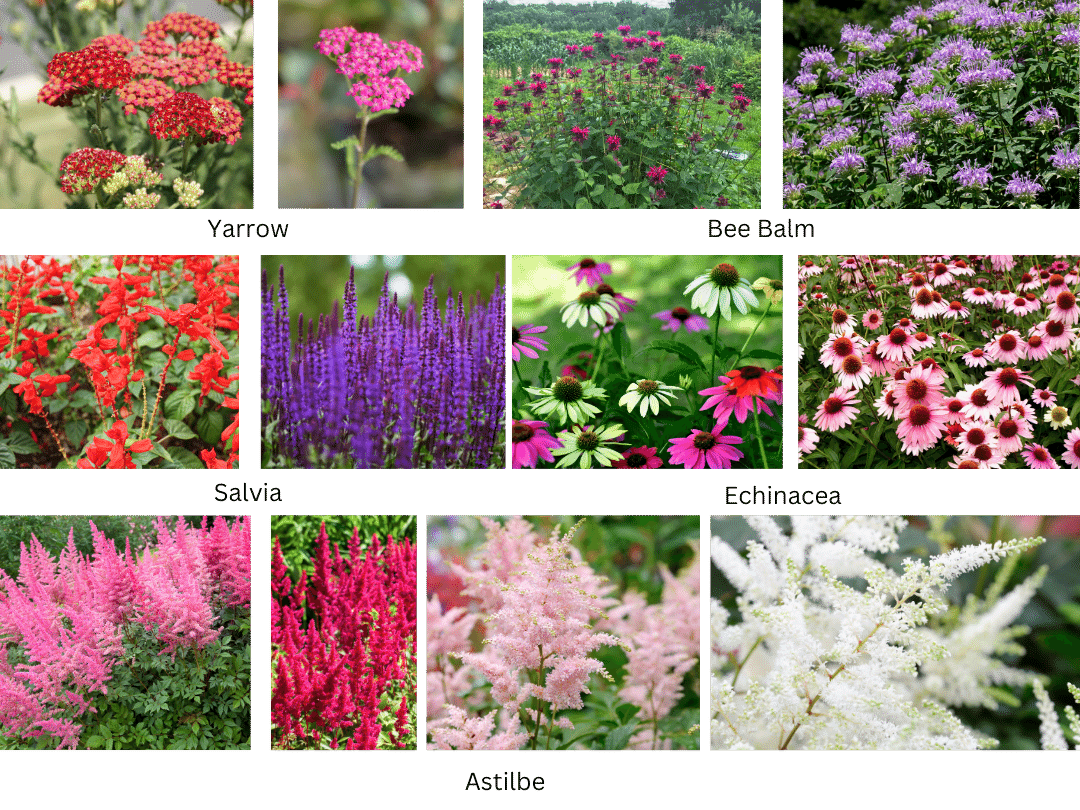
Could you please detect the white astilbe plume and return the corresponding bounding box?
[711,516,1045,750]
[1033,681,1080,750]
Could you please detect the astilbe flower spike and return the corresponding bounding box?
[271,525,416,749]
[0,517,250,749]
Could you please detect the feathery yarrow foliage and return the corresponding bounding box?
[711,516,1049,749]
[271,523,416,749]
[262,266,505,468]
[0,516,251,749]
[428,516,699,750]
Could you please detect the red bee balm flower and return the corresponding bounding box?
[148,91,220,141]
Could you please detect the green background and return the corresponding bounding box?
[0,0,1075,807]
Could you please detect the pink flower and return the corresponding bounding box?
[511,420,560,468]
[646,165,668,185]
[814,387,860,432]
[667,424,743,468]
[896,403,948,454]
[566,257,612,286]
[1021,443,1059,469]
[1061,427,1080,468]
[612,446,663,468]
[654,306,708,332]
[511,324,548,361]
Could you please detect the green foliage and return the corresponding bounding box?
[271,515,416,574]
[0,515,157,578]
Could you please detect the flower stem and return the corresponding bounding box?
[752,406,769,469]
[730,299,773,369]
[709,308,722,383]
[353,112,371,209]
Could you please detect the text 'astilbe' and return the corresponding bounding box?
[271,525,417,749]
[0,516,250,749]
[262,268,505,468]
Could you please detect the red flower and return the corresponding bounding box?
[58,148,127,194]
[38,44,133,106]
[147,92,220,142]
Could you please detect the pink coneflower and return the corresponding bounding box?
[958,383,1002,421]
[829,307,855,334]
[862,308,884,329]
[798,415,819,458]
[800,259,823,279]
[956,421,998,454]
[985,330,1026,364]
[1023,332,1051,361]
[1032,388,1057,408]
[612,445,663,469]
[699,376,769,425]
[1016,269,1043,292]
[984,366,1034,406]
[1021,443,1059,469]
[896,403,948,454]
[1036,319,1075,351]
[511,420,561,468]
[567,257,612,286]
[912,357,948,385]
[654,306,708,332]
[874,386,903,419]
[928,261,955,287]
[962,346,990,367]
[949,258,974,277]
[910,287,947,318]
[894,364,945,414]
[909,330,935,352]
[1061,427,1080,468]
[1005,294,1041,317]
[995,415,1032,455]
[943,300,970,319]
[949,456,983,469]
[993,288,1015,309]
[942,395,966,424]
[512,324,548,361]
[1048,289,1079,325]
[879,327,917,363]
[819,333,868,372]
[961,442,1006,468]
[814,387,860,432]
[864,341,897,376]
[963,286,994,305]
[667,424,743,469]
[1042,273,1068,303]
[988,255,1015,272]
[1002,399,1038,426]
[836,352,873,389]
[908,271,930,296]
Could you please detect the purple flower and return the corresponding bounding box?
[830,147,866,176]
[889,130,919,154]
[654,307,709,333]
[1056,24,1080,45]
[800,46,834,69]
[900,154,931,178]
[512,324,548,361]
[953,160,992,189]
[1051,145,1080,177]
[1025,104,1060,128]
[1005,173,1044,202]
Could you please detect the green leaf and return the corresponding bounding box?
[163,418,196,440]
[0,443,15,469]
[362,145,405,164]
[197,410,224,445]
[329,135,361,152]
[5,430,38,456]
[65,419,89,448]
[603,723,637,750]
[164,389,197,421]
[0,373,22,396]
[575,196,590,209]
[1059,603,1080,626]
[137,330,165,349]
[85,735,104,748]
[640,339,705,371]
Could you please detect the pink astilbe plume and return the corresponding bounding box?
[605,559,700,749]
[429,518,623,750]
[271,524,417,749]
[0,516,251,748]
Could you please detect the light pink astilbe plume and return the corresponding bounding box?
[426,594,479,722]
[457,522,626,725]
[271,525,417,750]
[0,516,251,749]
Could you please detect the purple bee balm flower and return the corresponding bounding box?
[830,146,865,176]
[512,324,548,361]
[1056,24,1080,45]
[953,160,992,189]
[654,307,709,333]
[889,130,919,154]
[567,257,612,286]
[1025,104,1060,128]
[901,154,931,178]
[800,45,835,69]
[1051,144,1080,176]
[1005,173,1044,202]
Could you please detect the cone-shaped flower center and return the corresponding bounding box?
[512,423,535,443]
[1050,406,1069,423]
[1046,320,1065,337]
[908,405,931,426]
[957,459,979,468]
[889,328,908,345]
[580,257,597,269]
[512,326,521,343]
[905,378,928,400]
[998,368,1019,386]
[693,431,718,450]
[626,452,647,468]
[823,397,843,415]
[999,419,1018,438]
[740,366,765,379]
[833,337,854,357]
[832,308,849,325]
[636,379,659,395]
[970,388,990,407]
[552,376,584,402]
[576,430,600,451]
[842,355,863,374]
[1057,291,1076,310]
[915,289,933,305]
[596,283,615,296]
[966,427,986,444]
[671,307,690,321]
[1032,446,1049,461]
[710,263,740,288]
[577,290,600,305]
[998,333,1017,351]
[974,444,993,461]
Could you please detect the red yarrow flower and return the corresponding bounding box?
[58,147,127,194]
[38,44,133,107]
[148,91,221,142]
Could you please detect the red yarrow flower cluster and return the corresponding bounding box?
[38,44,133,106]
[147,91,220,141]
[58,147,126,194]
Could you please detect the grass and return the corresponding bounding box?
[482,71,761,208]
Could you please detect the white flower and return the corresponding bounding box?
[560,290,621,328]
[684,262,758,319]
[618,379,680,416]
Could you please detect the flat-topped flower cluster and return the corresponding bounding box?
[799,254,1080,469]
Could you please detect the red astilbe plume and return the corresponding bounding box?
[271,525,416,749]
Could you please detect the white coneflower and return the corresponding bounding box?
[1045,405,1073,430]
[684,262,758,319]
[560,289,621,328]
[618,379,681,416]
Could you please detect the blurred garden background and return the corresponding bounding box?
[783,0,910,79]
[279,0,464,208]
